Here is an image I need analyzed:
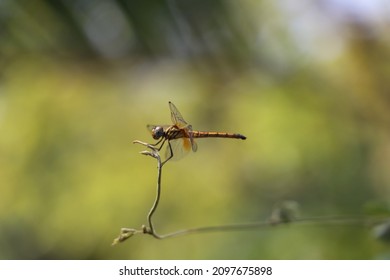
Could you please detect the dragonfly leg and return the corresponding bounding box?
[150,138,166,151]
[161,140,174,165]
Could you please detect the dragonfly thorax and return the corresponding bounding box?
[151,126,165,140]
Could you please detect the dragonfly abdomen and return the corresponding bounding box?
[191,131,246,140]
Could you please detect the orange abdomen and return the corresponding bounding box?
[191,131,246,140]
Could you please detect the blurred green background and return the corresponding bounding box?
[1,0,390,259]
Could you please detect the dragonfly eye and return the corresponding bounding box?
[152,126,165,140]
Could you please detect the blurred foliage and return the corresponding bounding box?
[1,0,390,259]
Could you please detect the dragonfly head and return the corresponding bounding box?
[151,126,165,140]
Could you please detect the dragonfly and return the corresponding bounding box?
[147,102,246,164]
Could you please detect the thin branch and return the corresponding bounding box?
[112,140,164,245]
[143,216,389,240]
[133,140,164,239]
[112,140,390,245]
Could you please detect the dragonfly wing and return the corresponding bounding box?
[165,138,192,161]
[169,102,189,129]
[191,139,198,152]
[187,126,197,152]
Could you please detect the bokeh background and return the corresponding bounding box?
[1,0,390,259]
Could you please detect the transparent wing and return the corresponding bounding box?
[165,137,195,161]
[187,125,198,152]
[169,102,189,129]
[169,102,198,152]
